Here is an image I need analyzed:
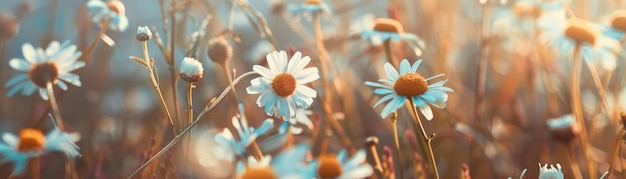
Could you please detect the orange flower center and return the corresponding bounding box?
[107,1,126,16]
[240,167,277,179]
[29,62,59,88]
[393,74,429,97]
[305,0,321,5]
[564,19,599,45]
[610,10,626,32]
[373,18,404,34]
[17,128,45,152]
[317,155,342,178]
[272,73,297,97]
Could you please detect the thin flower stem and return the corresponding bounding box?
[475,3,491,125]
[222,63,240,103]
[583,60,611,116]
[80,20,110,61]
[407,98,439,179]
[225,0,238,34]
[32,157,40,179]
[46,82,65,131]
[183,82,194,174]
[566,144,584,179]
[142,41,178,135]
[607,127,625,178]
[571,44,596,179]
[391,112,405,179]
[383,39,397,67]
[236,0,279,50]
[127,71,258,178]
[169,0,181,130]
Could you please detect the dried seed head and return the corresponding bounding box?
[610,10,626,32]
[18,128,45,152]
[373,18,404,34]
[317,154,342,178]
[106,0,126,16]
[136,26,152,41]
[394,73,428,97]
[241,167,277,179]
[564,19,599,45]
[179,57,204,83]
[0,13,19,42]
[207,37,233,65]
[305,0,322,5]
[272,73,297,97]
[29,62,59,88]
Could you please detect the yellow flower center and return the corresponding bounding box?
[564,19,599,45]
[240,167,277,179]
[107,1,126,16]
[18,128,45,152]
[610,10,626,32]
[317,155,342,178]
[272,73,297,97]
[373,18,404,34]
[29,62,59,88]
[393,73,429,97]
[305,0,321,5]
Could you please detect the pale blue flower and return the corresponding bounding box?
[299,149,373,179]
[358,19,425,56]
[136,26,152,41]
[5,41,84,100]
[0,128,80,175]
[87,0,129,32]
[538,163,564,179]
[246,51,320,119]
[214,104,275,157]
[365,59,453,120]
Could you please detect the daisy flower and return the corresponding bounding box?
[0,128,80,175]
[214,104,275,157]
[359,18,425,56]
[538,163,564,179]
[299,149,373,179]
[237,144,309,179]
[246,51,320,119]
[365,59,453,120]
[288,0,331,19]
[5,41,84,100]
[87,0,129,32]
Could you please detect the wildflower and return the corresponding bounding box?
[135,26,152,41]
[358,18,425,56]
[207,37,233,65]
[287,0,331,18]
[237,144,309,179]
[87,0,128,31]
[214,104,275,157]
[246,51,320,118]
[179,57,204,83]
[5,41,84,100]
[0,128,80,175]
[299,149,373,179]
[289,108,314,134]
[538,163,564,179]
[546,114,578,143]
[365,59,453,119]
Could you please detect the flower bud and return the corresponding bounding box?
[136,26,152,41]
[207,37,233,65]
[179,57,204,82]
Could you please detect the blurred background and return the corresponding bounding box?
[2,0,626,178]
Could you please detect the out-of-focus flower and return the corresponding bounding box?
[299,149,373,179]
[358,18,425,56]
[179,57,204,83]
[0,128,80,175]
[0,13,19,42]
[87,0,128,31]
[214,104,274,157]
[538,163,564,179]
[246,51,320,119]
[546,114,578,143]
[207,37,233,65]
[237,144,309,179]
[135,26,152,41]
[288,0,331,19]
[5,41,84,100]
[365,59,453,119]
[289,108,314,134]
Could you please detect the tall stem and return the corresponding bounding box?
[408,98,439,179]
[391,112,405,179]
[46,82,64,130]
[143,41,178,135]
[570,44,595,179]
[183,82,194,173]
[169,0,181,130]
[31,157,40,179]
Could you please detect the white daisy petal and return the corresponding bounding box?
[39,88,49,100]
[56,80,68,91]
[59,73,82,87]
[383,62,399,80]
[2,133,18,147]
[420,104,433,121]
[291,56,311,73]
[296,85,317,98]
[381,96,406,118]
[399,59,411,75]
[295,68,320,84]
[287,51,303,72]
[9,58,31,72]
[22,43,39,63]
[253,65,276,79]
[45,41,60,56]
[7,82,28,97]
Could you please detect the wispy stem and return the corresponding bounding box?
[142,41,178,135]
[169,0,181,129]
[408,98,439,179]
[46,82,65,131]
[571,44,596,179]
[183,82,194,174]
[80,20,110,61]
[390,112,405,179]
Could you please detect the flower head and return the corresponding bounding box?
[5,41,84,100]
[361,18,404,42]
[538,163,564,179]
[214,104,275,157]
[208,37,233,64]
[246,51,319,118]
[179,57,204,83]
[299,149,373,179]
[136,26,152,41]
[87,0,129,31]
[0,128,80,175]
[365,59,453,119]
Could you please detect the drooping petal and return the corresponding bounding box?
[59,73,82,87]
[381,96,406,118]
[420,104,433,120]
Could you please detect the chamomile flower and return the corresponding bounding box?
[299,149,373,179]
[237,144,309,179]
[288,0,331,18]
[87,0,129,31]
[214,104,275,157]
[5,41,84,100]
[359,18,425,56]
[538,163,564,179]
[365,59,453,120]
[0,128,80,175]
[246,51,320,119]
